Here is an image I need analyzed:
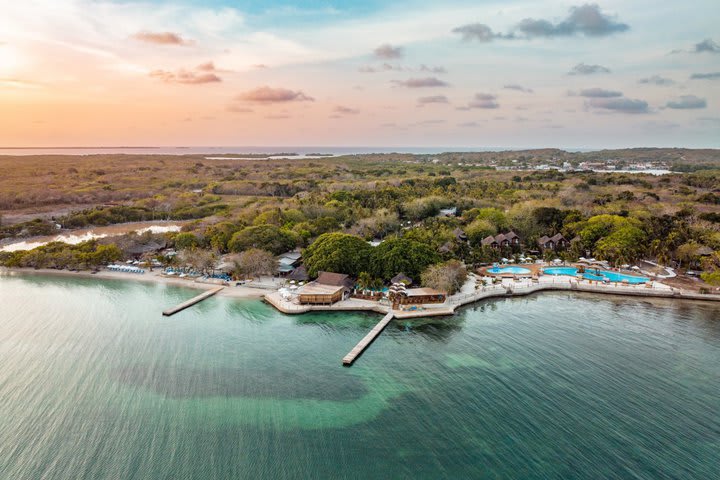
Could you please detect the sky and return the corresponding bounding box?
[0,0,719,149]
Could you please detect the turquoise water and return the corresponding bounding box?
[544,267,650,284]
[1,274,719,479]
[488,266,532,274]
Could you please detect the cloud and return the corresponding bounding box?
[149,68,221,84]
[503,84,533,93]
[464,93,499,109]
[459,121,480,127]
[374,44,403,59]
[132,31,191,46]
[333,106,360,115]
[236,86,314,103]
[693,38,720,53]
[196,62,216,72]
[452,23,511,42]
[638,75,675,86]
[696,117,720,124]
[420,64,447,74]
[690,72,720,80]
[671,38,720,55]
[568,63,611,75]
[588,97,649,113]
[393,77,448,88]
[417,95,449,105]
[226,105,253,113]
[265,114,291,120]
[665,95,707,109]
[516,4,629,38]
[575,87,622,98]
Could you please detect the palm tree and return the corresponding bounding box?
[357,271,372,294]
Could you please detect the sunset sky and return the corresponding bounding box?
[1,0,718,148]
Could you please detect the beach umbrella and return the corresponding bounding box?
[631,266,640,270]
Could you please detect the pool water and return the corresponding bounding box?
[488,266,532,274]
[543,267,649,284]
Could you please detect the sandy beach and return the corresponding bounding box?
[0,267,268,299]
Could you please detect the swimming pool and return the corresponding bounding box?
[543,267,649,284]
[488,266,532,275]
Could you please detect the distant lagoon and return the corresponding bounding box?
[0,222,182,252]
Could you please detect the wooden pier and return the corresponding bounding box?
[162,286,225,316]
[343,312,395,366]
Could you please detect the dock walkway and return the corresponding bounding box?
[343,312,395,366]
[162,286,224,316]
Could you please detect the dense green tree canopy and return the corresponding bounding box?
[228,224,298,255]
[303,233,372,277]
[370,237,440,281]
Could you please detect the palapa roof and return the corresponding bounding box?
[537,235,551,245]
[481,235,498,246]
[550,233,567,243]
[505,231,519,240]
[316,271,351,287]
[391,273,413,285]
[696,246,713,256]
[438,241,453,253]
[453,228,467,240]
[288,265,309,281]
[126,241,165,255]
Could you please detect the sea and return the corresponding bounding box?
[0,273,718,479]
[0,146,580,157]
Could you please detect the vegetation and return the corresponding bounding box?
[0,240,122,269]
[0,150,718,289]
[421,260,468,295]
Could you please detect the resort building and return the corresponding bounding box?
[453,228,468,242]
[277,251,302,276]
[481,231,521,249]
[396,287,447,305]
[297,271,352,305]
[537,234,569,251]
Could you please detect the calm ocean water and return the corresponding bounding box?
[0,274,718,479]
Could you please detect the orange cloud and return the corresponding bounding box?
[236,86,314,103]
[149,69,221,84]
[132,31,192,46]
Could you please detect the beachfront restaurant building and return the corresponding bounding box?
[297,272,352,305]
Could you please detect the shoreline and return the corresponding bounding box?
[0,267,267,299]
[3,267,719,317]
